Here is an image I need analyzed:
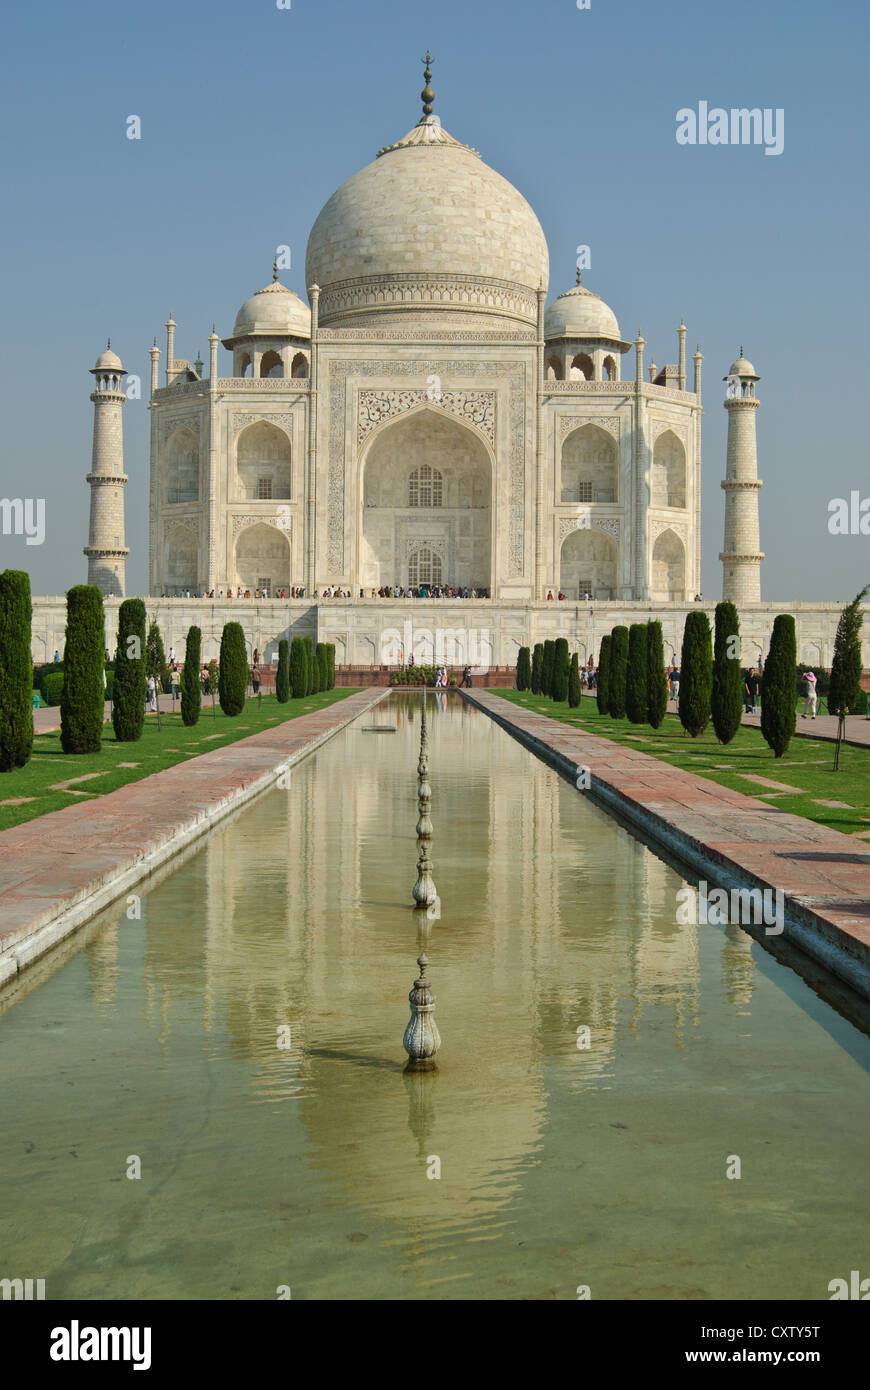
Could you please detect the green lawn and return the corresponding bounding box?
[0,689,359,832]
[493,690,870,839]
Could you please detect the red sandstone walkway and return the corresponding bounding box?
[0,688,388,983]
[470,690,870,999]
[576,689,870,748]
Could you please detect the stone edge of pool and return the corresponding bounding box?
[0,688,391,984]
[466,689,870,1002]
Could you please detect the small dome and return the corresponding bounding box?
[545,282,622,342]
[231,279,311,339]
[727,351,758,379]
[93,345,123,371]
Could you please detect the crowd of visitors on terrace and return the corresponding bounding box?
[160,584,491,600]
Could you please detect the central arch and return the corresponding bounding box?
[560,527,617,599]
[234,522,291,594]
[358,408,493,591]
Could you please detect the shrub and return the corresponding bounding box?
[289,637,307,698]
[41,671,64,706]
[181,626,202,726]
[218,622,247,716]
[828,585,869,768]
[596,635,611,715]
[678,610,713,738]
[276,639,290,703]
[761,614,797,758]
[626,624,648,724]
[316,642,330,693]
[326,643,336,689]
[112,598,146,743]
[568,652,581,708]
[646,620,668,730]
[608,626,629,719]
[303,636,316,695]
[0,570,33,771]
[542,640,556,698]
[516,646,531,691]
[531,643,544,695]
[711,601,743,745]
[145,619,168,688]
[552,637,570,702]
[60,585,105,754]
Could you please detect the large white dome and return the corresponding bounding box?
[305,114,549,328]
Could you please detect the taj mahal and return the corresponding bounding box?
[30,58,866,670]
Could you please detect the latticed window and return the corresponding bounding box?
[257,477,273,500]
[577,480,593,503]
[408,464,443,508]
[408,545,443,588]
[577,577,593,596]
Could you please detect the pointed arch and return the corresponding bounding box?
[651,528,686,600]
[236,420,291,500]
[165,522,198,592]
[560,527,617,599]
[234,522,291,594]
[165,427,199,504]
[652,429,686,508]
[561,423,618,504]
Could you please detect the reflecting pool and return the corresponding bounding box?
[1,693,868,1300]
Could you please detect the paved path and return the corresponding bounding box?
[0,688,388,984]
[469,690,870,1000]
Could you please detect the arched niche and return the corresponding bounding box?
[651,529,686,601]
[570,352,594,381]
[651,430,686,508]
[561,423,618,504]
[165,427,199,504]
[236,420,291,500]
[291,352,309,379]
[165,524,198,592]
[235,523,291,594]
[260,350,283,379]
[360,408,492,591]
[546,354,563,381]
[560,526,617,600]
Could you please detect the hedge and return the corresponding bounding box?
[218,622,248,716]
[112,598,146,743]
[60,585,105,754]
[0,569,33,771]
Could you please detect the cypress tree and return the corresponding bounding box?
[145,619,168,693]
[712,601,743,744]
[678,610,713,737]
[531,643,544,695]
[0,569,34,771]
[596,634,611,715]
[828,585,869,770]
[327,643,336,689]
[289,636,307,698]
[553,637,570,702]
[568,652,581,708]
[760,614,797,758]
[218,622,247,716]
[647,620,668,730]
[112,597,146,742]
[626,623,649,724]
[60,585,104,754]
[316,642,330,693]
[181,625,202,726]
[542,640,556,698]
[303,636,316,694]
[608,626,629,718]
[516,646,531,691]
[276,638,290,703]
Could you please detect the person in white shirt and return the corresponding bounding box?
[802,670,818,719]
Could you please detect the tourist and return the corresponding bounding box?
[462,665,472,688]
[668,663,680,704]
[146,673,157,712]
[253,648,260,666]
[547,590,553,601]
[743,668,754,714]
[435,665,443,689]
[251,663,261,696]
[747,667,761,714]
[801,670,818,719]
[53,650,60,663]
[171,665,181,700]
[168,645,175,664]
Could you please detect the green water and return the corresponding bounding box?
[1,693,868,1300]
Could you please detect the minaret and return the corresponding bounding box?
[84,342,129,597]
[720,348,763,603]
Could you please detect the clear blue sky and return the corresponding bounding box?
[1,0,868,601]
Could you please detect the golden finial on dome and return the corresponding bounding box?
[273,259,279,283]
[421,50,435,118]
[576,267,582,286]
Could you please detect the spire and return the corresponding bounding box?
[106,337,111,350]
[421,50,434,118]
[739,344,744,357]
[272,259,279,283]
[576,266,582,286]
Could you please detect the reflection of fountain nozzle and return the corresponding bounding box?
[403,954,440,1071]
[403,1063,439,1155]
[412,690,438,908]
